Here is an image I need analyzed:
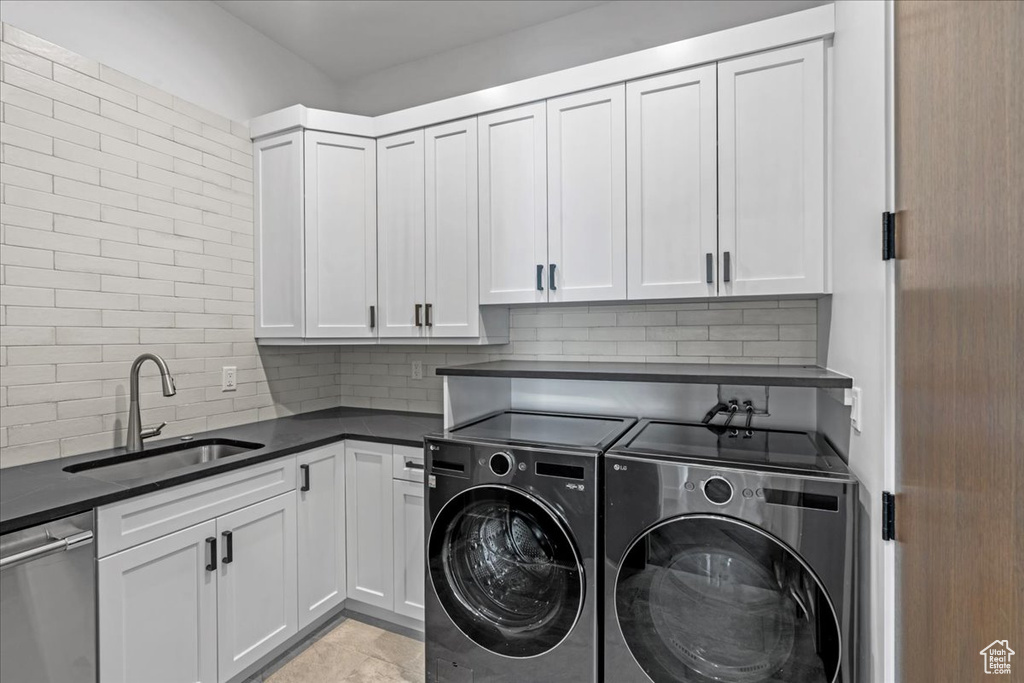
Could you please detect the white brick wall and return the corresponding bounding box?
[333,299,818,414]
[0,23,822,466]
[0,24,340,467]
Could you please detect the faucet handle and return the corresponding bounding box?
[141,422,167,440]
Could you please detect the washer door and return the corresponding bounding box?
[428,485,584,658]
[615,515,841,683]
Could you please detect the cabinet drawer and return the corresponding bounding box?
[393,445,425,483]
[96,456,296,557]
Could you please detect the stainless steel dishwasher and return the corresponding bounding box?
[0,511,96,683]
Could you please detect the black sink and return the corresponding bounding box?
[63,438,265,482]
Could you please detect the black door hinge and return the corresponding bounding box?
[882,491,896,541]
[882,212,896,261]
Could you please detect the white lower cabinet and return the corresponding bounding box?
[216,493,298,682]
[345,441,395,610]
[296,445,347,630]
[392,479,425,621]
[98,520,219,683]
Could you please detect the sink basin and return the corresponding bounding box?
[63,438,265,482]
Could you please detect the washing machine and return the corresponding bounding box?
[603,419,857,683]
[424,410,635,683]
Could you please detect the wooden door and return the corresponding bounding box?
[345,441,395,610]
[377,130,426,339]
[303,132,377,339]
[425,118,479,338]
[216,493,297,682]
[98,521,218,683]
[296,444,346,630]
[626,65,718,300]
[253,131,304,338]
[547,84,626,302]
[895,3,1023,682]
[718,41,826,297]
[392,478,425,621]
[478,102,548,304]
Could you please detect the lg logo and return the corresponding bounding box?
[613,463,628,471]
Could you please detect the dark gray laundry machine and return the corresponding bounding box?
[424,410,635,683]
[603,420,858,683]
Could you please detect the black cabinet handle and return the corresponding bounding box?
[369,305,375,329]
[723,251,731,283]
[536,264,544,291]
[414,304,422,327]
[222,530,233,565]
[300,463,310,492]
[549,263,557,291]
[706,253,714,284]
[425,303,433,327]
[205,537,217,572]
[406,460,425,470]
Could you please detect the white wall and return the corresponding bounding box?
[819,2,891,681]
[0,0,345,122]
[325,0,832,115]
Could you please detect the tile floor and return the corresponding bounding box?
[258,618,424,683]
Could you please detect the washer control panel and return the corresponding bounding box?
[703,476,734,505]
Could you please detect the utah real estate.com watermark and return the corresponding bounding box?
[980,640,1015,675]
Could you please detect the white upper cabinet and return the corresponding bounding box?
[626,66,718,300]
[303,132,377,338]
[478,102,548,305]
[717,41,826,296]
[254,131,304,338]
[425,118,479,338]
[377,131,427,338]
[547,85,627,302]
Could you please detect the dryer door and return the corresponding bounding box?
[428,484,584,658]
[615,515,841,683]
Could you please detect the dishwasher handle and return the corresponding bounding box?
[0,528,94,571]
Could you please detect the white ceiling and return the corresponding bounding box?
[214,1,607,85]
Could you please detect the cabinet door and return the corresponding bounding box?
[345,441,394,610]
[296,445,346,630]
[377,131,426,338]
[478,102,548,304]
[216,493,297,682]
[98,520,218,683]
[547,85,626,302]
[392,479,425,621]
[254,131,304,338]
[718,41,826,296]
[626,66,718,300]
[304,132,377,338]
[425,118,479,338]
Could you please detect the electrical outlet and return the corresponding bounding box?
[222,366,237,392]
[411,361,423,381]
[848,386,863,432]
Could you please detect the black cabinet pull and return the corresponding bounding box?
[205,537,217,572]
[549,263,557,291]
[406,460,425,470]
[536,264,544,291]
[300,464,310,492]
[706,253,714,284]
[369,305,375,329]
[723,251,731,283]
[415,304,422,327]
[425,303,433,327]
[222,530,233,565]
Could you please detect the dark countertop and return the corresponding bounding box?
[0,407,442,535]
[436,360,853,388]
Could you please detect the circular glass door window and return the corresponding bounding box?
[428,485,584,658]
[615,515,840,683]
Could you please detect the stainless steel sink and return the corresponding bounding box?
[63,438,264,482]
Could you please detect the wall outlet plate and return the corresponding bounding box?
[848,386,862,432]
[222,366,237,392]
[411,361,423,381]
